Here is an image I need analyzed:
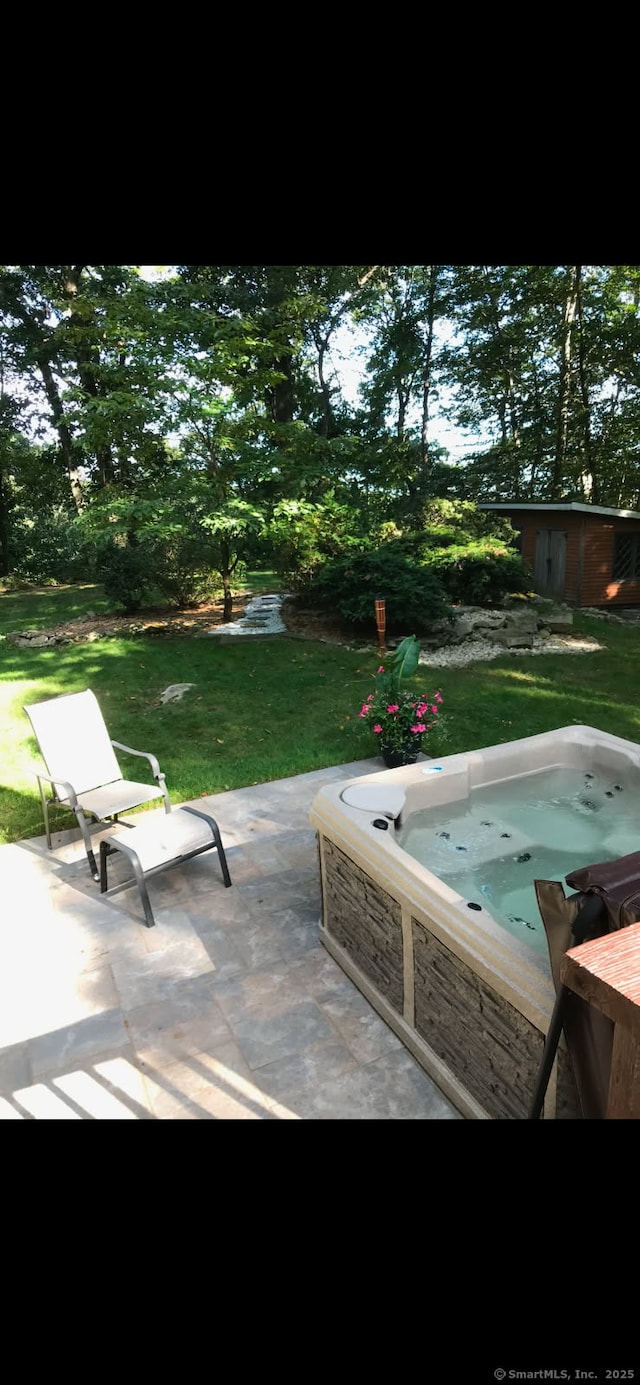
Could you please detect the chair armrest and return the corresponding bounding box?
[111,741,165,782]
[31,768,79,809]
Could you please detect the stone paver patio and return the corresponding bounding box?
[0,758,461,1120]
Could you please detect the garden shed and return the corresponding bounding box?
[480,502,640,608]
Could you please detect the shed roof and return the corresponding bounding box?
[480,502,640,521]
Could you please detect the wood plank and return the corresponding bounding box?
[561,922,640,1035]
[606,1025,640,1118]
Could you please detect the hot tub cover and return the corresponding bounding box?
[339,783,406,819]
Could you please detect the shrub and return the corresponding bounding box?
[302,543,452,634]
[426,542,531,606]
[96,541,156,613]
[153,536,221,608]
[9,509,96,584]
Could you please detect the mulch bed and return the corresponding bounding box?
[18,593,375,648]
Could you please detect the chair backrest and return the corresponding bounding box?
[24,690,123,797]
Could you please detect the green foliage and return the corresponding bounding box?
[269,496,366,589]
[296,500,527,635]
[301,541,452,633]
[96,540,156,612]
[0,437,94,582]
[419,498,519,545]
[80,487,266,611]
[9,507,95,584]
[382,633,421,684]
[4,263,640,601]
[426,540,531,605]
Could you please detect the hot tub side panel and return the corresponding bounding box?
[317,832,582,1119]
[411,921,581,1119]
[320,837,404,1014]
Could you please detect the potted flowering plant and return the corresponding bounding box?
[358,635,443,768]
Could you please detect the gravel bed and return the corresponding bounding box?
[418,634,605,668]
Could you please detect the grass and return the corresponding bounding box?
[0,569,280,633]
[2,582,640,848]
[0,580,379,845]
[0,582,112,633]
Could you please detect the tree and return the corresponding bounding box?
[4,263,640,596]
[440,265,640,507]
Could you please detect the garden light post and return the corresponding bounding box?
[374,597,386,660]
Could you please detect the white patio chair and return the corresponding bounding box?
[24,689,171,880]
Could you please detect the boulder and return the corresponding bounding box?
[7,630,57,647]
[491,628,535,648]
[450,609,506,640]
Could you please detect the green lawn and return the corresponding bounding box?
[0,582,112,633]
[2,583,640,848]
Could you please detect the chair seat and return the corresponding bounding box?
[100,805,232,926]
[74,780,165,820]
[108,807,220,873]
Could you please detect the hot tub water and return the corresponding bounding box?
[396,765,638,954]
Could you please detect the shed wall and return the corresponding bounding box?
[498,509,640,606]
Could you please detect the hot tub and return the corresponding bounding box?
[309,725,640,1120]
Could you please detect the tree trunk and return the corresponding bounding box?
[62,266,116,486]
[218,536,234,620]
[553,265,578,499]
[396,381,407,440]
[419,265,439,476]
[313,328,335,438]
[0,463,9,575]
[575,265,598,502]
[268,353,295,423]
[35,352,86,513]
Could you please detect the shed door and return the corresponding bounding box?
[534,529,567,596]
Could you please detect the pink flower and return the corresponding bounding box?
[435,692,443,703]
[359,705,370,718]
[377,666,385,674]
[411,723,426,735]
[373,724,382,734]
[430,705,439,715]
[386,703,399,713]
[416,703,428,716]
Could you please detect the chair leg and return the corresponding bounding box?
[100,839,109,894]
[129,855,157,928]
[73,807,100,881]
[210,821,232,888]
[182,806,232,887]
[37,777,53,849]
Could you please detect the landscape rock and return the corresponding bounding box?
[490,628,535,648]
[424,601,569,648]
[7,630,59,647]
[159,683,196,704]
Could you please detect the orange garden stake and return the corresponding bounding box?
[374,598,386,661]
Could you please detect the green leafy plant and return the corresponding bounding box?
[358,635,443,753]
[303,543,452,633]
[96,540,156,613]
[426,542,530,605]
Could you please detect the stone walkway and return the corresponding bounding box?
[206,593,291,639]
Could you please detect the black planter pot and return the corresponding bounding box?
[380,741,421,769]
